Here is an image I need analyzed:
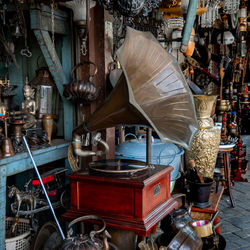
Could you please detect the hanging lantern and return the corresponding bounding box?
[30,68,59,119]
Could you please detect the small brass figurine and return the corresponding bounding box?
[22,78,37,129]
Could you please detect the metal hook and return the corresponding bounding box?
[21,47,32,57]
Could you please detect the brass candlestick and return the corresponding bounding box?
[42,114,54,145]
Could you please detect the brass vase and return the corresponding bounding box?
[42,114,54,145]
[185,95,221,178]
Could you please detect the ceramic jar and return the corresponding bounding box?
[185,95,221,178]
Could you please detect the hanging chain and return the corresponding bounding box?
[15,0,32,57]
[80,0,89,56]
[81,36,87,56]
[51,0,55,61]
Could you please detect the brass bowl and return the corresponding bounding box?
[217,99,230,112]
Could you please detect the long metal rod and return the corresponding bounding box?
[146,128,152,165]
[22,136,65,240]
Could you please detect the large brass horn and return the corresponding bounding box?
[73,27,198,156]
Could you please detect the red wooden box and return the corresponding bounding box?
[63,165,178,236]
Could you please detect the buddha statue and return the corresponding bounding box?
[22,83,36,129]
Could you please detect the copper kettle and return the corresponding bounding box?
[63,62,99,103]
[61,215,110,250]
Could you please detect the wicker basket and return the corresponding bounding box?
[5,217,31,250]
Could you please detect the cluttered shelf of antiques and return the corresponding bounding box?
[0,0,249,249]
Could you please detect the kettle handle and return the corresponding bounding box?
[71,62,98,80]
[124,133,137,142]
[67,215,106,238]
[138,134,155,143]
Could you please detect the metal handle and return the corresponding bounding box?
[67,215,106,238]
[71,61,98,79]
[124,133,138,141]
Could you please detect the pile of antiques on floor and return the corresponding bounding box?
[0,0,249,249]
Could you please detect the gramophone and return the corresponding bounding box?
[63,28,198,237]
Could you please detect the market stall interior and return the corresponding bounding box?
[0,0,249,249]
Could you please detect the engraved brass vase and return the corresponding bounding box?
[185,95,221,178]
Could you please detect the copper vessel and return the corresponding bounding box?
[42,114,53,144]
[63,62,99,103]
[186,95,221,178]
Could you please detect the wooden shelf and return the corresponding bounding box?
[1,139,70,176]
[0,139,70,248]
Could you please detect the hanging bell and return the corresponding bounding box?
[13,23,22,38]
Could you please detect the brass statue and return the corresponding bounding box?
[21,81,37,129]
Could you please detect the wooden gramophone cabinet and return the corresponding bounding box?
[63,164,178,236]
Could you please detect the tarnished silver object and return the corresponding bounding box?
[30,68,59,119]
[200,0,220,28]
[61,215,110,250]
[164,17,184,29]
[223,0,240,14]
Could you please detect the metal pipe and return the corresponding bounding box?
[22,136,65,240]
[72,133,109,157]
[181,0,199,53]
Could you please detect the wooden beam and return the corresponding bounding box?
[30,5,68,34]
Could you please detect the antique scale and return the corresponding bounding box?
[63,28,198,238]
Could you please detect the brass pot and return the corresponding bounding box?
[186,95,221,178]
[217,99,230,114]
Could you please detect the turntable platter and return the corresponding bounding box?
[89,159,148,174]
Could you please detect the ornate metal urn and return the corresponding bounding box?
[185,95,221,178]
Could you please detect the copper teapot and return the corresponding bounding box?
[61,215,110,250]
[63,62,99,103]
